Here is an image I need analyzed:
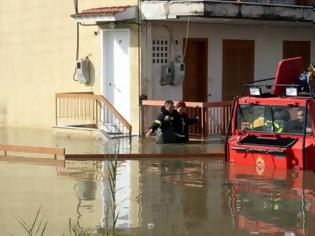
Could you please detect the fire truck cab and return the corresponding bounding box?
[226,57,315,170]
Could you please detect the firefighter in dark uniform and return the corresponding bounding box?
[173,101,199,143]
[265,109,290,133]
[146,100,177,143]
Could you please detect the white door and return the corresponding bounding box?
[102,30,130,122]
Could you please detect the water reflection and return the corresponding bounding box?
[137,160,227,235]
[2,160,315,235]
[226,164,315,236]
[74,180,96,201]
[100,160,132,230]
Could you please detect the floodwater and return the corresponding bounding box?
[1,159,315,236]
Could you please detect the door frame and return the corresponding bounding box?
[100,29,131,119]
[182,38,208,102]
[222,39,255,100]
[283,40,311,70]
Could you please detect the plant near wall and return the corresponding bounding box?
[14,206,48,236]
[101,144,120,236]
[65,218,93,236]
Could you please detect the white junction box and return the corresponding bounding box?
[76,57,90,84]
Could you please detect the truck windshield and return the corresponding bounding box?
[237,104,312,134]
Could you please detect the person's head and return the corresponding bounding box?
[254,106,264,117]
[274,109,290,122]
[297,109,305,122]
[164,100,174,113]
[176,100,187,115]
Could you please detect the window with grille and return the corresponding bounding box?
[152,40,169,64]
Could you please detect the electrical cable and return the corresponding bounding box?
[182,15,190,63]
[72,0,79,81]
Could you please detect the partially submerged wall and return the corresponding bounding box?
[0,0,140,133]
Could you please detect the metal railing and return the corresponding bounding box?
[55,92,132,136]
[141,99,232,138]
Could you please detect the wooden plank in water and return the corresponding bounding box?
[0,155,65,167]
[0,144,65,160]
[65,152,225,161]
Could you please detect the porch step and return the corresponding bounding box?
[102,123,126,134]
[99,129,130,139]
[54,125,130,140]
[53,125,105,140]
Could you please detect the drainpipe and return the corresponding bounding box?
[138,0,142,136]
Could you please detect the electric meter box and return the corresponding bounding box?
[173,62,185,85]
[160,62,185,86]
[160,64,172,86]
[76,57,90,84]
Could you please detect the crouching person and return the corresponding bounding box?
[145,100,177,144]
[174,101,199,143]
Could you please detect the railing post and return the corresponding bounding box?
[201,106,205,141]
[204,106,208,138]
[95,100,98,128]
[55,95,58,126]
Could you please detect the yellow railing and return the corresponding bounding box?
[141,100,232,138]
[55,92,132,136]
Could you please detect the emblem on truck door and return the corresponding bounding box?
[256,156,265,175]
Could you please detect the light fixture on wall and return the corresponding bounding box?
[108,22,116,29]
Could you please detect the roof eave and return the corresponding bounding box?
[141,1,314,24]
[72,6,137,24]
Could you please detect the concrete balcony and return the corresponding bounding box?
[141,0,314,23]
[142,0,314,6]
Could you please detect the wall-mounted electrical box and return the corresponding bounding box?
[160,64,172,86]
[76,57,90,84]
[160,62,185,86]
[173,62,185,85]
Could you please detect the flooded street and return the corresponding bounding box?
[1,159,315,235]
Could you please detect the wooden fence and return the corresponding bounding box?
[141,100,232,138]
[55,92,132,136]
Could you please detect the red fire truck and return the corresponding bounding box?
[225,57,315,170]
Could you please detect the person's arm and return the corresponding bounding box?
[146,114,163,137]
[145,128,154,137]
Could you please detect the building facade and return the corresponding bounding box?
[0,0,314,135]
[141,0,315,102]
[0,0,141,133]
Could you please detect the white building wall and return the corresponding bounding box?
[142,21,315,101]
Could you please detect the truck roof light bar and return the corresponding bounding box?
[285,87,298,96]
[249,87,262,96]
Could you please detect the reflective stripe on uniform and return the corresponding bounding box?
[264,120,283,132]
[154,120,162,125]
[175,133,185,138]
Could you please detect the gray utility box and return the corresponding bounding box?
[173,62,185,85]
[160,64,172,86]
[160,62,185,86]
[76,57,90,84]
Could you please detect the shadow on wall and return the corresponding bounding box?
[87,61,95,86]
[0,105,7,127]
[86,59,95,87]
